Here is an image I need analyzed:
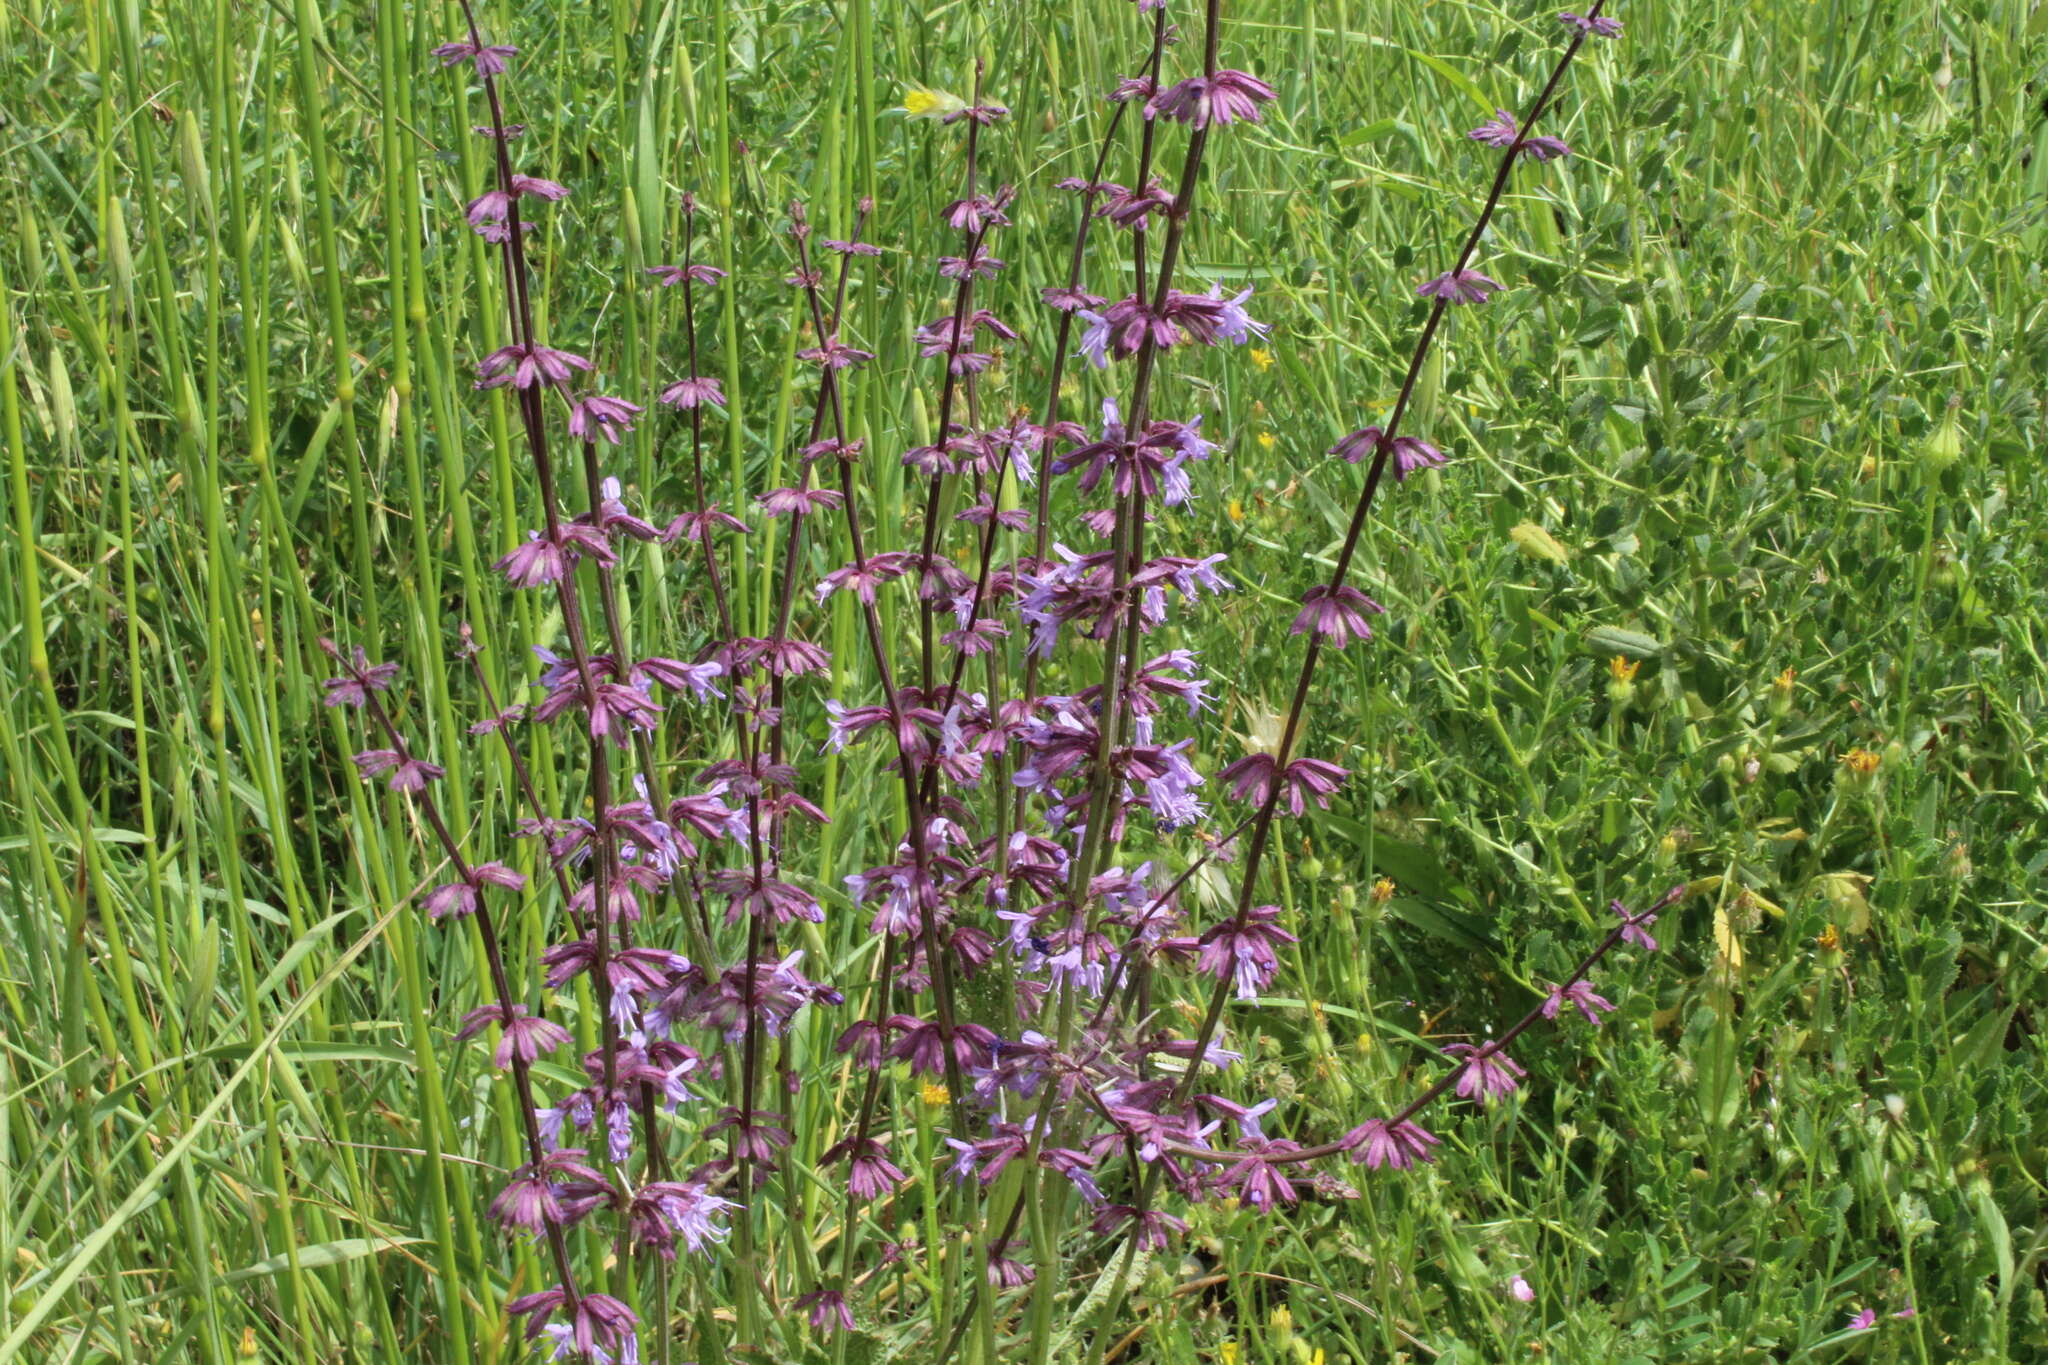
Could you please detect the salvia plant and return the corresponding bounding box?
[319,1,1657,1360]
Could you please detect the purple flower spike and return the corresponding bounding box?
[1541,979,1615,1024]
[1289,583,1384,646]
[1559,10,1623,37]
[1341,1117,1441,1170]
[1416,269,1503,305]
[1149,70,1277,128]
[1443,1042,1527,1106]
[1329,426,1447,479]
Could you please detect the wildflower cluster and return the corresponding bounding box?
[323,0,1633,1359]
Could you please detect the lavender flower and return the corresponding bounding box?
[1541,979,1615,1024]
[1443,1042,1527,1106]
[430,40,517,76]
[1149,70,1277,127]
[1341,1117,1441,1170]
[568,395,644,444]
[1416,269,1503,305]
[1559,10,1623,37]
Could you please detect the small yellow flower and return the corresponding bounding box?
[901,85,968,120]
[1226,497,1245,523]
[1369,876,1395,905]
[1608,655,1641,684]
[1815,923,1840,952]
[1218,1342,1240,1365]
[1840,747,1881,778]
[1248,347,1274,372]
[1257,431,1277,450]
[920,1081,951,1108]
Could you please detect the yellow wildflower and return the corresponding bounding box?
[901,85,968,121]
[920,1081,951,1108]
[1248,347,1274,371]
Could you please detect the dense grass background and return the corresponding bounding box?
[4,0,2047,1360]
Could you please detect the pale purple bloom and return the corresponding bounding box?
[318,643,399,707]
[1075,310,1112,369]
[643,262,727,287]
[568,394,643,444]
[1149,70,1277,128]
[1847,1308,1877,1331]
[1443,1042,1526,1105]
[431,40,518,76]
[1465,109,1572,162]
[351,748,444,792]
[1218,753,1348,816]
[1290,583,1384,646]
[1542,979,1614,1024]
[1509,1274,1536,1302]
[1416,269,1503,305]
[1208,285,1270,345]
[475,342,593,390]
[456,1003,573,1069]
[1342,1117,1441,1170]
[1612,897,1660,952]
[659,375,726,410]
[1559,10,1623,37]
[794,1289,856,1333]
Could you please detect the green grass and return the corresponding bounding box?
[3,0,2047,1361]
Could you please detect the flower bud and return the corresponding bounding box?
[1768,666,1796,718]
[1606,654,1640,707]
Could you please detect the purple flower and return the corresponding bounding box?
[475,343,593,391]
[1328,426,1447,479]
[351,748,444,792]
[318,642,399,707]
[1341,1117,1441,1170]
[1509,1274,1536,1302]
[756,486,845,518]
[1846,1308,1877,1331]
[1611,897,1660,952]
[1149,70,1277,128]
[431,40,518,76]
[658,375,726,410]
[1198,906,1297,1002]
[493,523,615,588]
[794,1289,856,1334]
[1289,583,1384,646]
[1075,310,1112,369]
[456,1003,572,1069]
[1559,10,1623,38]
[1416,269,1503,305]
[1218,753,1348,816]
[464,175,571,234]
[643,262,727,287]
[1208,285,1270,345]
[630,1175,740,1257]
[1443,1042,1526,1106]
[1465,109,1573,162]
[568,394,643,444]
[1090,1204,1186,1251]
[1541,979,1614,1024]
[507,1288,637,1361]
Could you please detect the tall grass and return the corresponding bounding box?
[3,0,2046,1361]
